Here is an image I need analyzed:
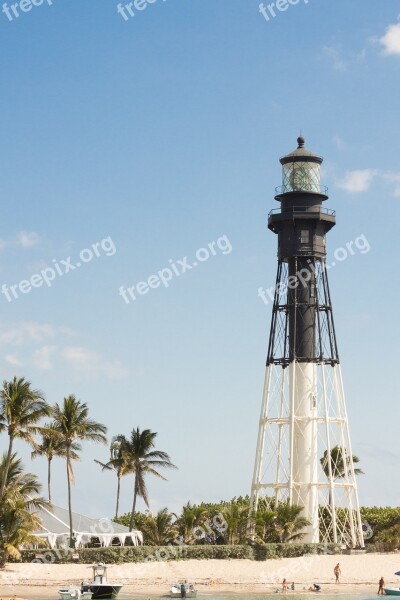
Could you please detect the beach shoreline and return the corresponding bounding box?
[1,554,398,597]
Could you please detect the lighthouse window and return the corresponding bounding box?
[300,229,310,244]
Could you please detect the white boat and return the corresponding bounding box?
[170,583,197,598]
[81,563,123,599]
[58,585,92,600]
[59,564,122,600]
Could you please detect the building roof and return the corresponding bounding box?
[35,503,130,535]
[32,503,143,548]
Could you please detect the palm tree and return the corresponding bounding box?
[123,428,177,532]
[0,377,49,502]
[274,503,311,543]
[253,509,278,543]
[32,422,80,503]
[176,502,208,544]
[0,453,49,566]
[220,502,249,545]
[320,446,364,480]
[320,446,364,508]
[140,508,178,546]
[95,435,130,519]
[52,395,107,547]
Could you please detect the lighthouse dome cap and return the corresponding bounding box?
[280,136,323,165]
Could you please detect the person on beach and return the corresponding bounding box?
[378,577,385,595]
[282,579,287,593]
[180,582,187,599]
[291,582,295,591]
[334,563,341,583]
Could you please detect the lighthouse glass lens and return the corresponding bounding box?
[283,161,321,192]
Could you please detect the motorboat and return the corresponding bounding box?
[384,571,400,595]
[58,586,92,600]
[81,563,123,599]
[170,582,197,598]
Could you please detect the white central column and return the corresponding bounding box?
[289,362,319,543]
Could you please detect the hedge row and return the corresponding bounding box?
[253,543,343,560]
[17,543,342,564]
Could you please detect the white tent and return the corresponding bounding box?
[33,503,143,549]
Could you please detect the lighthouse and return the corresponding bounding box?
[250,137,364,547]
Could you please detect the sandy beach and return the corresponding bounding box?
[1,554,399,597]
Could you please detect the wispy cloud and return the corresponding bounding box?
[337,169,400,196]
[62,346,128,380]
[18,231,40,248]
[332,135,346,150]
[323,45,346,71]
[4,353,24,367]
[0,322,56,345]
[337,169,378,193]
[379,22,400,56]
[33,345,58,370]
[0,321,128,380]
[0,231,40,252]
[323,45,367,72]
[382,171,400,197]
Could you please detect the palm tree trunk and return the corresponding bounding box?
[129,476,138,532]
[0,435,14,502]
[115,475,121,519]
[66,448,74,548]
[48,457,52,503]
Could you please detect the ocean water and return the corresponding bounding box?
[9,593,379,600]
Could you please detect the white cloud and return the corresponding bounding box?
[4,353,23,367]
[382,171,400,197]
[33,345,58,370]
[323,46,346,71]
[0,322,56,345]
[332,135,345,150]
[0,231,40,252]
[336,169,400,196]
[0,321,128,380]
[323,45,367,72]
[18,231,40,248]
[338,169,378,193]
[62,346,128,380]
[379,22,400,56]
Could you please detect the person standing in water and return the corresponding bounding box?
[378,577,385,595]
[180,582,187,599]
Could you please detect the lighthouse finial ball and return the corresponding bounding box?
[297,135,305,148]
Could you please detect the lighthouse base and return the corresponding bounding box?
[290,362,319,544]
[251,361,364,548]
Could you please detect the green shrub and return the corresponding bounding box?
[18,544,253,564]
[253,542,342,561]
[17,542,343,564]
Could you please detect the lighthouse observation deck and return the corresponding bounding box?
[268,204,336,242]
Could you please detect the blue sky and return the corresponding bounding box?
[0,0,399,518]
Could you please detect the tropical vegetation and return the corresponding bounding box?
[51,395,108,546]
[0,453,48,567]
[2,372,400,567]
